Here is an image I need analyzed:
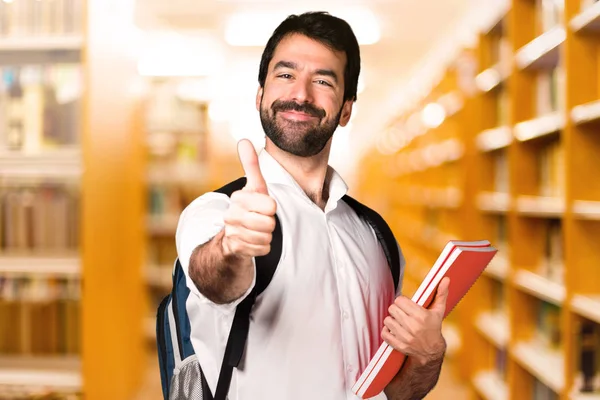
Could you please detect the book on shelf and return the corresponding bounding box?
[536,0,564,34]
[0,0,83,38]
[0,184,79,253]
[540,218,564,284]
[496,87,510,127]
[493,151,509,193]
[490,35,512,76]
[533,376,559,400]
[575,319,600,394]
[538,139,564,198]
[495,348,508,381]
[496,215,508,251]
[0,276,80,355]
[536,67,564,117]
[0,64,82,152]
[352,240,498,399]
[492,279,507,314]
[536,300,561,350]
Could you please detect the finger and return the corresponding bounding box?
[394,295,426,317]
[387,304,415,334]
[430,277,450,317]
[237,139,268,194]
[224,206,276,233]
[383,316,411,341]
[382,327,409,354]
[222,229,270,257]
[226,225,272,246]
[230,190,277,216]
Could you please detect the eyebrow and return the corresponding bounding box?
[273,60,339,84]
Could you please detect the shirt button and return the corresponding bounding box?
[347,365,354,373]
[342,311,349,320]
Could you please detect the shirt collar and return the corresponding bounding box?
[257,148,348,207]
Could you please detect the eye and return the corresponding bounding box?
[278,74,293,79]
[315,79,332,87]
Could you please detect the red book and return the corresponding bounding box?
[352,240,498,399]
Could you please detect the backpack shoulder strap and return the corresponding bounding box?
[213,176,283,400]
[342,194,401,292]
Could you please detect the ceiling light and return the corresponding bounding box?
[137,32,223,77]
[421,103,446,129]
[225,7,380,47]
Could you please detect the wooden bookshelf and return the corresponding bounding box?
[356,0,600,398]
[0,0,147,399]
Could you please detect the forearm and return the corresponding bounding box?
[384,347,445,400]
[188,229,254,304]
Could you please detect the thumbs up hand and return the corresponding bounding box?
[221,139,277,259]
[381,277,449,367]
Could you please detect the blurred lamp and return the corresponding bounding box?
[225,7,380,46]
[421,102,446,128]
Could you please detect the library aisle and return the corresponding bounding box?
[2,0,600,399]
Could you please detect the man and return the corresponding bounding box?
[175,11,449,399]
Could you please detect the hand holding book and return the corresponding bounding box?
[353,240,497,399]
[382,277,450,367]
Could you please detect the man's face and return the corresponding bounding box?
[257,33,353,157]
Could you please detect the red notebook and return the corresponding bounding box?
[352,240,497,399]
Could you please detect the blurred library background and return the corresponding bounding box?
[1,0,600,399]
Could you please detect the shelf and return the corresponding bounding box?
[515,27,565,70]
[571,294,600,324]
[484,253,509,280]
[147,214,180,236]
[513,269,565,305]
[442,322,462,358]
[147,162,207,185]
[0,36,84,52]
[572,100,600,125]
[0,255,80,278]
[0,148,82,181]
[514,112,564,142]
[0,356,81,393]
[570,2,600,33]
[146,264,173,289]
[472,370,508,400]
[476,126,512,152]
[475,312,510,348]
[511,341,564,393]
[476,65,506,93]
[477,192,511,213]
[573,200,600,220]
[515,195,565,217]
[480,0,510,35]
[570,393,600,400]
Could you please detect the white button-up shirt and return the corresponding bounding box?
[175,149,405,400]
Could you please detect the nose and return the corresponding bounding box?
[289,76,313,104]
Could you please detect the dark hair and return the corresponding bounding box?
[258,11,361,102]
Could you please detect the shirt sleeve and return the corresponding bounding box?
[175,191,257,315]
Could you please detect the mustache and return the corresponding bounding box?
[271,100,326,119]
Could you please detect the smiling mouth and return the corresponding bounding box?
[278,110,319,122]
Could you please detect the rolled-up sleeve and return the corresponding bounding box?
[175,192,256,314]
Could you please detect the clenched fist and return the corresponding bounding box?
[221,139,277,259]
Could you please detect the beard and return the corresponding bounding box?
[260,97,342,157]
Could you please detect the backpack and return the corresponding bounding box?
[156,177,401,400]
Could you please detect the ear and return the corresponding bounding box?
[338,100,354,127]
[256,86,264,112]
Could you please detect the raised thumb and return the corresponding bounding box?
[237,139,268,194]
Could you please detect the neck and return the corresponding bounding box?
[265,139,332,210]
